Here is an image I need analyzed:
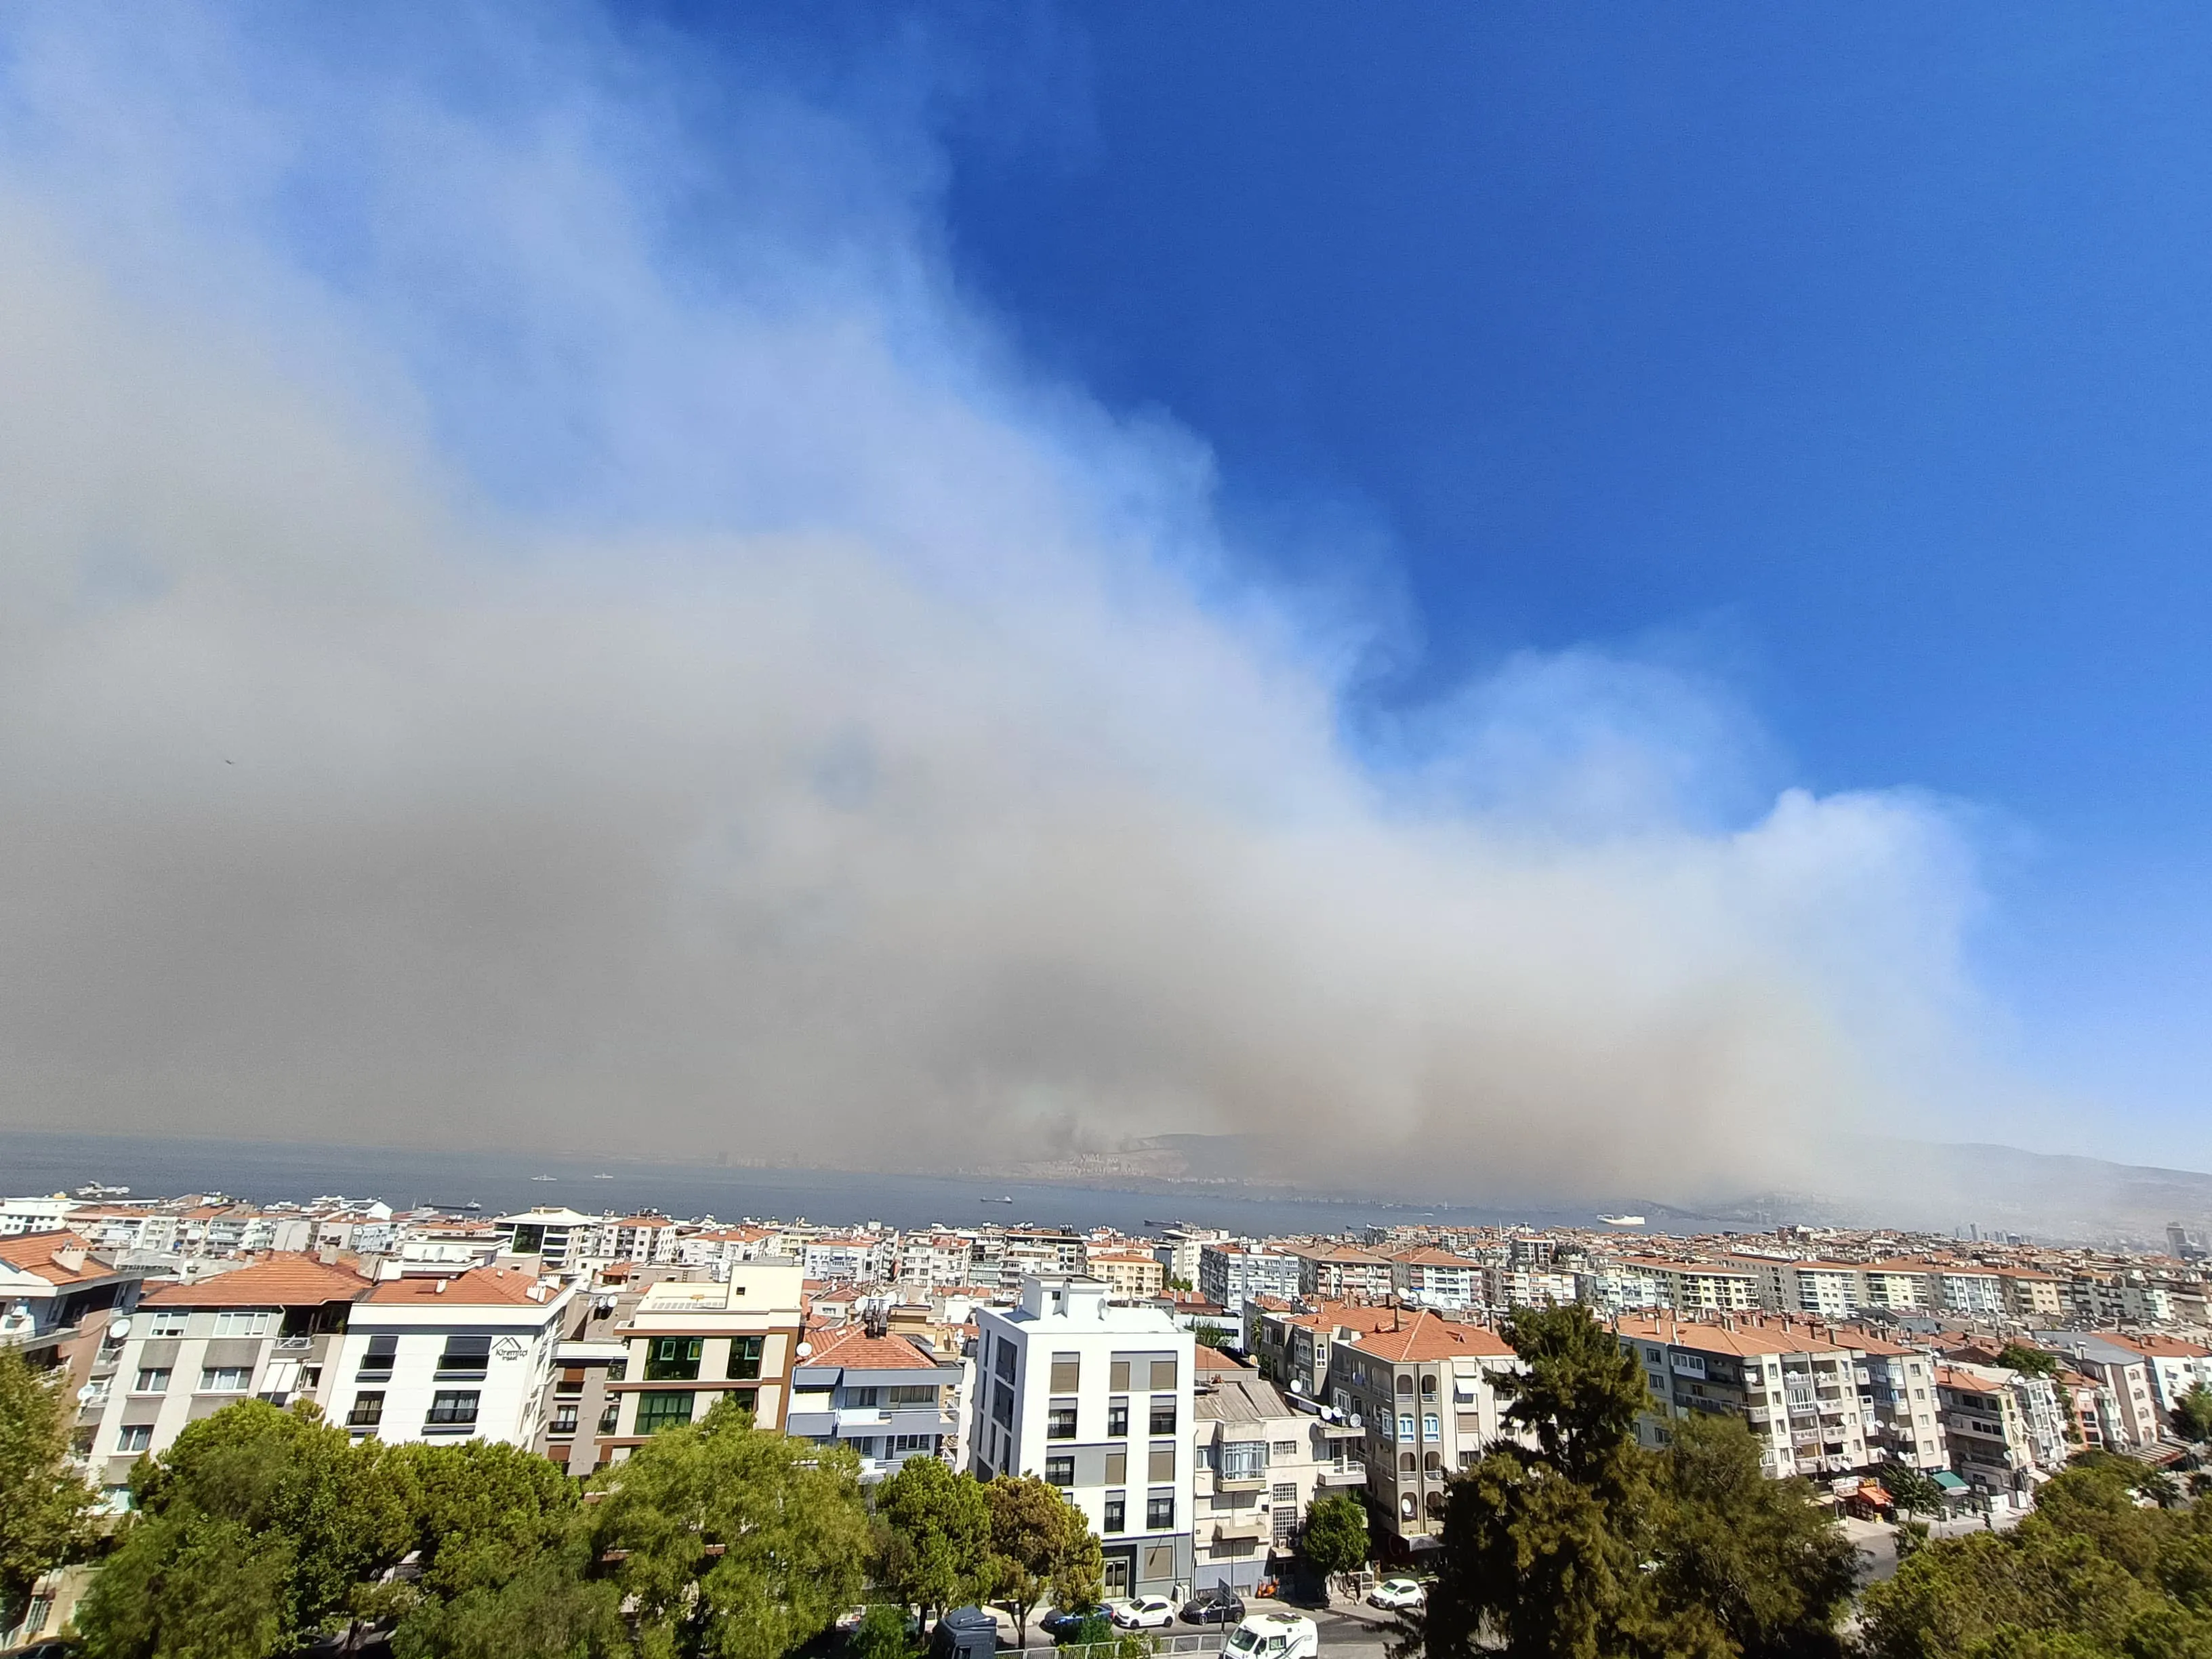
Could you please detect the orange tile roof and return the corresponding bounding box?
[364,1266,554,1307]
[800,1325,945,1370]
[1390,1247,1478,1269]
[1614,1313,1849,1357]
[143,1254,369,1309]
[0,1231,111,1286]
[1345,1311,1515,1362]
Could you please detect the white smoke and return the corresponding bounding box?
[0,7,1987,1200]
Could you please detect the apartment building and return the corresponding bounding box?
[0,1232,146,1392]
[804,1233,898,1283]
[1390,1248,1482,1311]
[1933,1265,2005,1317]
[1154,1228,1229,1290]
[1851,1330,1948,1470]
[787,1319,965,1479]
[1326,1313,1519,1552]
[970,1275,1194,1601]
[897,1233,978,1288]
[1609,1259,1757,1312]
[2000,1269,2067,1321]
[1284,1244,1397,1303]
[1199,1245,1302,1317]
[2034,1332,2163,1446]
[2097,1331,2212,1418]
[1089,1250,1168,1302]
[604,1259,806,1456]
[497,1208,602,1273]
[1189,1366,1359,1595]
[1249,1301,1401,1401]
[1723,1256,1863,1318]
[1935,1363,2067,1494]
[83,1254,367,1502]
[1618,1315,1877,1479]
[591,1216,684,1269]
[1860,1262,1933,1313]
[541,1337,630,1474]
[1483,1265,1578,1309]
[998,1229,1087,1292]
[326,1266,574,1448]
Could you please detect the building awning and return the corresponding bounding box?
[1932,1471,1971,1493]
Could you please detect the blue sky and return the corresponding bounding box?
[0,5,2204,1185]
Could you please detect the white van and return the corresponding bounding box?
[1225,1612,1319,1659]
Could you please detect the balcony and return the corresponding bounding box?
[1318,1462,1367,1486]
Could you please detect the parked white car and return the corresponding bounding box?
[1111,1597,1178,1630]
[1368,1578,1426,1611]
[1226,1612,1319,1659]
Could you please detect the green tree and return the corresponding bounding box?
[2173,1383,2212,1447]
[851,1604,920,1659]
[1995,1344,2060,1380]
[1656,1412,1856,1659]
[589,1397,872,1659]
[390,1547,623,1659]
[983,1475,1102,1648]
[1881,1462,1952,1519]
[1299,1494,1370,1576]
[0,1346,96,1635]
[875,1456,993,1624]
[1420,1308,1849,1659]
[1191,1323,1233,1353]
[79,1399,412,1659]
[384,1438,580,1598]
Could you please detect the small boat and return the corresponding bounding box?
[531,1174,558,1183]
[1597,1214,1646,1227]
[593,1173,614,1180]
[76,1183,131,1197]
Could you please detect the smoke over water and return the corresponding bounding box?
[0,9,1986,1203]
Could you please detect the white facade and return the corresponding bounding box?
[972,1275,1195,1602]
[327,1268,575,1448]
[1199,1246,1301,1316]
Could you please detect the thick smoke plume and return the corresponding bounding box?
[0,9,1984,1202]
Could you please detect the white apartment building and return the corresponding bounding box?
[1089,1250,1168,1302]
[898,1233,978,1288]
[1610,1259,1757,1312]
[972,1275,1195,1602]
[497,1208,603,1273]
[786,1319,966,1479]
[326,1266,575,1448]
[1154,1229,1229,1290]
[1389,1248,1482,1311]
[1198,1245,1301,1317]
[1619,1314,1881,1480]
[1484,1265,1579,1309]
[2037,1332,2165,1445]
[2101,1332,2212,1416]
[1936,1362,2068,1494]
[804,1233,897,1283]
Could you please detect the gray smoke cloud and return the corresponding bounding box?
[0,9,1988,1201]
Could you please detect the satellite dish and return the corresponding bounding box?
[76,1383,99,1402]
[108,1317,131,1339]
[796,1341,813,1358]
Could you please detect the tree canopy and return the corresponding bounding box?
[1994,1344,2060,1380]
[875,1453,994,1622]
[983,1474,1102,1647]
[2173,1382,2212,1446]
[0,1346,96,1635]
[1300,1492,1370,1576]
[1860,1461,2212,1659]
[1419,1306,1853,1659]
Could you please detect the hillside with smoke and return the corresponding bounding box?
[0,9,1988,1202]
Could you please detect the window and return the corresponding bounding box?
[635,1391,695,1434]
[348,1392,386,1429]
[1149,1398,1176,1435]
[425,1391,480,1429]
[550,1404,579,1435]
[888,1384,938,1407]
[890,1433,937,1454]
[359,1335,397,1380]
[199,1367,251,1392]
[991,1378,1015,1430]
[556,1368,585,1397]
[1420,1374,1437,1397]
[1103,1493,1126,1533]
[438,1336,493,1380]
[1045,1455,1075,1488]
[1107,1400,1129,1437]
[1104,1448,1127,1483]
[1422,1414,1439,1441]
[1047,1403,1078,1440]
[1399,1413,1414,1441]
[730,1387,759,1419]
[1271,1439,1298,1457]
[146,1311,188,1338]
[1400,1452,1416,1473]
[1149,1443,1174,1481]
[995,1338,1018,1383]
[598,1399,619,1434]
[1146,1492,1174,1530]
[1149,1358,1178,1390]
[1050,1352,1082,1392]
[212,1310,272,1336]
[134,1368,170,1393]
[1220,1441,1265,1480]
[726,1336,764,1380]
[1396,1374,1414,1395]
[1110,1358,1132,1391]
[846,1386,882,1408]
[117,1425,153,1452]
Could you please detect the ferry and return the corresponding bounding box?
[1597,1213,1646,1227]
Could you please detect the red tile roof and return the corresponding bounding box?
[1345,1311,1515,1361]
[364,1266,554,1307]
[0,1231,111,1286]
[800,1324,945,1370]
[142,1254,369,1309]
